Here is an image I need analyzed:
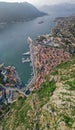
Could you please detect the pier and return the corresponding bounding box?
[22,51,30,56]
[27,37,36,77]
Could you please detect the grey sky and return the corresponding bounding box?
[0,0,75,6]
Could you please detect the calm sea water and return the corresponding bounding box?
[0,11,74,86]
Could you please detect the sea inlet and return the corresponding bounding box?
[0,10,73,87]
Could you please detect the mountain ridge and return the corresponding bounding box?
[0,2,46,23]
[40,3,75,14]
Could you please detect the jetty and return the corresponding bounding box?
[22,51,30,56]
[22,57,30,63]
[27,37,36,77]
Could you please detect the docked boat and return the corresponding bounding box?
[22,58,30,63]
[22,51,30,56]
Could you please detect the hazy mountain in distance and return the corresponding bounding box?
[0,2,46,23]
[40,3,75,14]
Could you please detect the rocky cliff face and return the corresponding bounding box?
[0,56,75,130]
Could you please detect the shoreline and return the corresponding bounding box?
[1,13,74,101]
[26,15,73,88]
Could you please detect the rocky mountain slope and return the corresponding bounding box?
[0,56,75,130]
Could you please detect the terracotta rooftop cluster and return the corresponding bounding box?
[34,45,71,88]
[0,66,21,88]
[28,15,75,89]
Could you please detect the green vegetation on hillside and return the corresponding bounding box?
[0,56,75,130]
[37,81,56,99]
[36,36,47,42]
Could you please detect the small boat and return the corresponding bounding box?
[22,51,30,56]
[38,21,44,24]
[22,58,30,63]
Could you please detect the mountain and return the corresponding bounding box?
[1,56,75,130]
[40,3,75,14]
[0,2,46,23]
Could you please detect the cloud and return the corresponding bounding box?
[0,0,75,6]
[25,0,75,6]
